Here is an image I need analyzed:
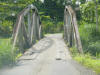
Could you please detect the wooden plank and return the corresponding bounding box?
[72,14,83,54]
[64,9,68,41]
[12,15,23,52]
[18,23,24,52]
[36,16,40,40]
[65,6,83,54]
[31,12,36,44]
[27,12,32,45]
[39,25,42,39]
[12,4,42,56]
[22,17,31,48]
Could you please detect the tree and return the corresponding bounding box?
[43,0,64,21]
[0,0,36,34]
[93,0,99,31]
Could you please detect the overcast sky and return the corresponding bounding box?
[41,0,44,3]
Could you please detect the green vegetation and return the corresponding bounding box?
[0,0,100,73]
[41,16,64,33]
[70,47,100,74]
[79,22,100,56]
[0,38,12,67]
[70,21,100,74]
[75,22,100,74]
[69,0,100,74]
[0,0,36,35]
[74,54,100,74]
[0,0,36,67]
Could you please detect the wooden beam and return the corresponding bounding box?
[12,4,43,55]
[65,6,83,54]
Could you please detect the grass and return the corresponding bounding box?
[79,22,100,55]
[74,54,100,74]
[0,38,13,68]
[70,22,100,74]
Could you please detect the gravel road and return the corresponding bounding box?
[0,34,95,75]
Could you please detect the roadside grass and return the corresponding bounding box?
[0,38,13,68]
[71,22,100,74]
[70,46,100,74]
[74,54,100,74]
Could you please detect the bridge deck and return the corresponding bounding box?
[0,34,95,75]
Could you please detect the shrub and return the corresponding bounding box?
[79,22,100,55]
[88,41,100,56]
[55,22,64,33]
[0,20,13,34]
[70,46,78,56]
[42,21,54,33]
[0,38,13,67]
[41,15,51,21]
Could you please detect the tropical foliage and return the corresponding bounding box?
[0,0,100,74]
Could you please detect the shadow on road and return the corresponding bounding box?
[24,36,54,55]
[15,36,54,66]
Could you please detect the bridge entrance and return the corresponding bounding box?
[0,4,96,75]
[12,4,83,57]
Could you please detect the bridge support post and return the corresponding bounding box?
[28,12,32,45]
[64,6,83,54]
[12,4,43,60]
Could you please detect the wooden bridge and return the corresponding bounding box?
[12,4,83,55]
[0,4,96,75]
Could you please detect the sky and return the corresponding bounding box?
[41,0,44,3]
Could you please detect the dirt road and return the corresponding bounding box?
[0,34,95,75]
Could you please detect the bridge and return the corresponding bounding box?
[0,4,96,75]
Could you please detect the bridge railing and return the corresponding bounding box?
[12,4,43,53]
[64,6,83,54]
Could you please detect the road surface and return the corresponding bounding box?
[0,34,95,75]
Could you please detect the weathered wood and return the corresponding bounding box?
[12,15,23,51]
[39,25,42,39]
[64,6,83,54]
[31,13,36,43]
[72,13,83,54]
[28,12,32,40]
[22,17,31,48]
[12,4,43,56]
[64,9,68,41]
[36,16,40,40]
[18,22,24,52]
[34,13,38,40]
